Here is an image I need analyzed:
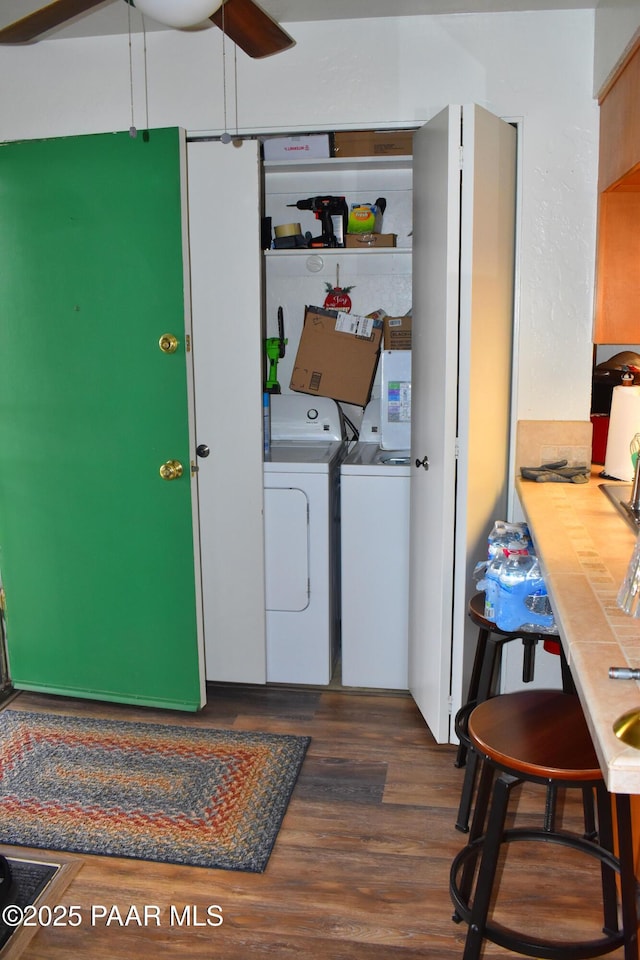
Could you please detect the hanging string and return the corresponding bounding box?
[127,0,136,136]
[142,15,150,134]
[233,42,239,137]
[127,3,150,140]
[220,2,231,142]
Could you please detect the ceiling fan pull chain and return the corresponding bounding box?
[142,16,150,134]
[127,0,137,138]
[234,43,239,138]
[220,2,231,144]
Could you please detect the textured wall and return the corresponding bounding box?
[594,0,640,96]
[0,9,598,423]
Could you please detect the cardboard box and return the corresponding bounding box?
[333,130,414,158]
[262,134,332,161]
[384,315,412,350]
[345,233,397,249]
[290,306,384,407]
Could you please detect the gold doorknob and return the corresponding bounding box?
[159,460,184,481]
[159,333,179,354]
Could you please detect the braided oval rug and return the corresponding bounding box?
[0,710,310,872]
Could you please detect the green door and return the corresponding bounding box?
[0,128,206,711]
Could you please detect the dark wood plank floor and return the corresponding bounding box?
[0,685,628,959]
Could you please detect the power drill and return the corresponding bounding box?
[264,306,287,394]
[287,196,348,248]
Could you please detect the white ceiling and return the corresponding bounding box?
[2,0,599,41]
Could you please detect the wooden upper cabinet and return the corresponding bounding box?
[594,43,640,344]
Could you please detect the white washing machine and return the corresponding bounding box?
[340,357,411,690]
[264,394,346,685]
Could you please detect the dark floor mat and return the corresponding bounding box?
[0,857,60,949]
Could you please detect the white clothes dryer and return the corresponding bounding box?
[264,394,346,685]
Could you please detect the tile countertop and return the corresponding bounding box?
[517,469,640,795]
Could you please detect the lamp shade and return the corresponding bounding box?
[133,0,223,28]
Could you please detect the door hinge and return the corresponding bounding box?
[458,145,464,170]
[455,438,460,459]
[186,334,191,353]
[448,695,454,715]
[0,588,5,615]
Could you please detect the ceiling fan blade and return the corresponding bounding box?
[0,0,108,43]
[210,0,294,59]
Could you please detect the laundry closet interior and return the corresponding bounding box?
[189,127,415,694]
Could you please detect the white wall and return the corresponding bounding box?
[0,9,599,424]
[594,0,640,96]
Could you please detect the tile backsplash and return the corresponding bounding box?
[515,420,593,472]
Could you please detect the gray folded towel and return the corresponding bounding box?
[520,460,589,484]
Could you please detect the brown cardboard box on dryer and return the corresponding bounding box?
[383,315,412,350]
[290,306,384,407]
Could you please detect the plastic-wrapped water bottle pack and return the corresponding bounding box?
[475,521,558,635]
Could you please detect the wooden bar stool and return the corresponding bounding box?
[450,689,639,960]
[454,593,570,833]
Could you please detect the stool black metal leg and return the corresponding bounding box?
[467,628,490,704]
[456,750,480,833]
[474,636,504,703]
[454,760,496,913]
[540,782,597,843]
[455,626,489,768]
[462,773,516,960]
[594,782,620,937]
[544,781,558,832]
[614,793,639,960]
[542,781,596,839]
[556,643,597,840]
[521,635,537,683]
[455,636,503,831]
[582,785,597,841]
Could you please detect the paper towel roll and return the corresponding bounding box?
[604,384,640,480]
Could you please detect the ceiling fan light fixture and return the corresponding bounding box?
[132,0,223,29]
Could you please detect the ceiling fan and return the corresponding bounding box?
[0,0,295,58]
